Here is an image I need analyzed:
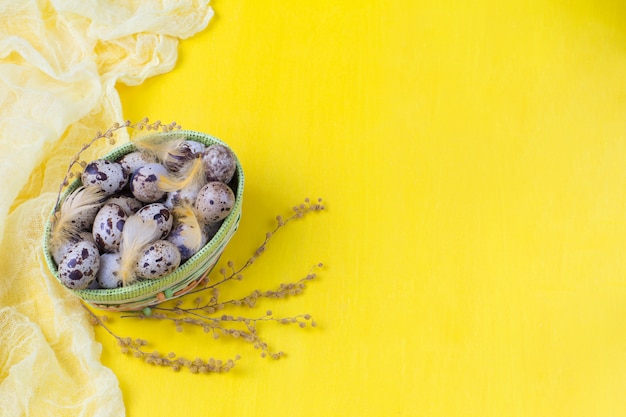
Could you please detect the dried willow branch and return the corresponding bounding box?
[86,197,326,374]
[54,118,182,213]
[83,303,238,373]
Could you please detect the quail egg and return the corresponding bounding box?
[136,203,173,239]
[81,159,129,196]
[164,140,203,172]
[96,253,123,289]
[57,241,100,290]
[118,151,158,176]
[130,163,168,203]
[104,194,143,216]
[184,140,206,155]
[205,220,223,240]
[194,182,235,224]
[202,144,236,183]
[167,219,209,261]
[52,231,96,265]
[135,240,181,279]
[92,203,128,252]
[163,180,205,210]
[67,204,102,232]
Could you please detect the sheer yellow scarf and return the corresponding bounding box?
[0,1,213,415]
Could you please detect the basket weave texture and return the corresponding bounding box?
[42,130,244,311]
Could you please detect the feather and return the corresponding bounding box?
[118,215,161,286]
[50,186,105,250]
[158,156,205,192]
[173,203,204,252]
[131,133,186,163]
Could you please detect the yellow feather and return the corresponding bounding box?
[173,203,203,251]
[131,134,186,163]
[118,215,161,286]
[50,186,105,249]
[158,156,205,192]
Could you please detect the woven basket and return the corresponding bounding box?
[42,130,244,311]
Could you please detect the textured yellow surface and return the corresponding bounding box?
[110,1,626,416]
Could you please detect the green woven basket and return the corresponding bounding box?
[42,130,244,311]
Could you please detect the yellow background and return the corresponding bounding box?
[100,1,626,415]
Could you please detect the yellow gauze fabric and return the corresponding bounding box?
[0,1,213,415]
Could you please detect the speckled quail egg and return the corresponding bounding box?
[104,194,143,216]
[136,203,173,239]
[92,203,128,252]
[52,231,96,265]
[163,180,205,210]
[205,220,223,240]
[165,140,205,172]
[87,278,102,290]
[185,140,207,155]
[57,241,100,290]
[67,204,102,232]
[135,240,181,279]
[202,144,237,183]
[118,151,158,176]
[166,219,209,261]
[130,163,168,203]
[81,159,129,196]
[96,253,123,289]
[194,182,235,224]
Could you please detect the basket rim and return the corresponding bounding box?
[42,130,244,305]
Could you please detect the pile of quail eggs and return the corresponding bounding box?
[51,138,238,291]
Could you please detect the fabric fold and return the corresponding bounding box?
[0,0,213,415]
